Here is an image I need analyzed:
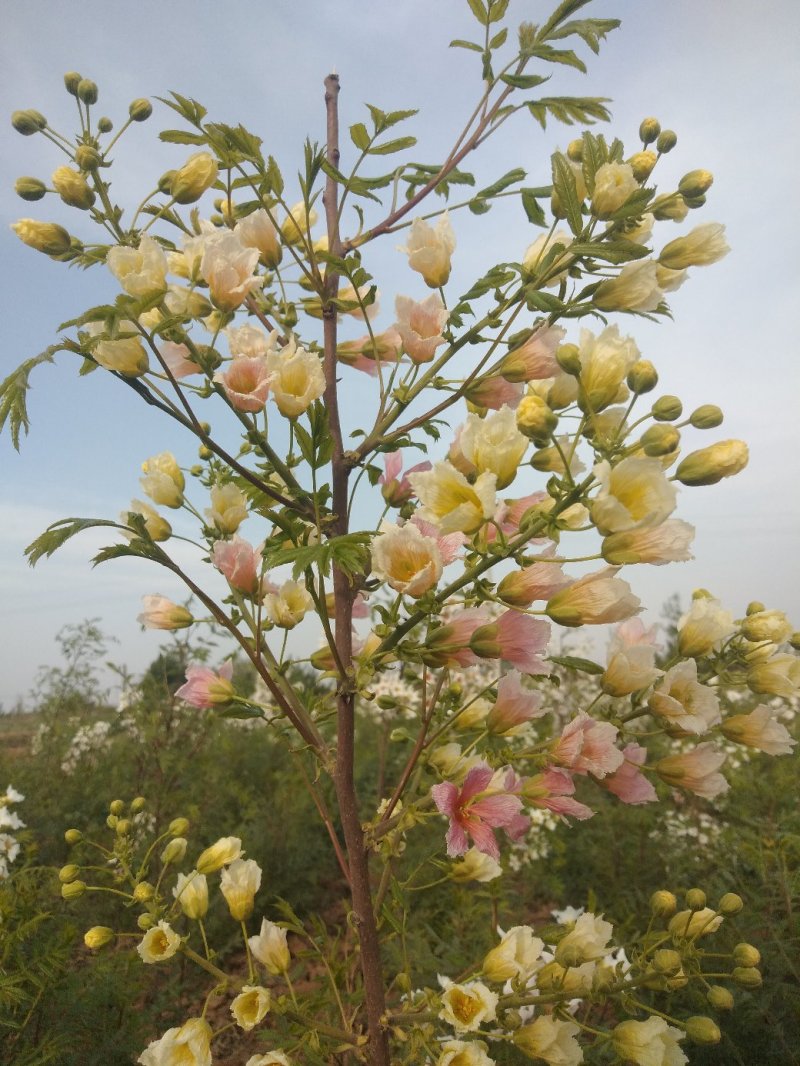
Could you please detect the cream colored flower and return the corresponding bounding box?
[747,653,800,698]
[676,440,749,486]
[648,660,721,734]
[677,594,735,657]
[439,980,498,1033]
[221,858,262,921]
[123,499,171,541]
[138,595,193,631]
[591,162,639,217]
[248,918,290,974]
[577,325,640,411]
[483,926,544,983]
[140,452,185,508]
[522,228,573,286]
[85,320,149,377]
[450,848,502,883]
[612,1017,687,1066]
[280,201,317,246]
[137,921,181,964]
[201,231,263,311]
[394,292,449,363]
[195,836,242,875]
[659,223,729,270]
[740,609,793,645]
[555,912,613,967]
[721,704,796,756]
[513,1016,583,1066]
[52,165,95,209]
[459,406,528,490]
[602,644,661,697]
[235,208,282,268]
[266,337,326,417]
[228,323,279,358]
[546,568,641,628]
[602,519,695,565]
[172,870,208,920]
[171,152,219,204]
[206,483,248,534]
[371,521,443,597]
[400,212,456,288]
[437,1040,496,1066]
[656,745,728,800]
[591,457,677,534]
[107,235,168,298]
[410,462,496,535]
[138,1017,212,1066]
[668,907,723,940]
[231,985,270,1031]
[594,260,663,313]
[656,263,689,292]
[264,580,313,629]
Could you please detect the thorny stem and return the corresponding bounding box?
[323,71,391,1066]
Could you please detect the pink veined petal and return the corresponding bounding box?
[505,812,531,841]
[458,764,495,802]
[382,452,403,483]
[431,781,459,817]
[542,767,576,795]
[465,820,501,859]
[219,660,234,681]
[471,793,523,828]
[544,796,595,820]
[445,820,470,857]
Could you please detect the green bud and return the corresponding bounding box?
[11,109,47,135]
[627,359,658,394]
[129,98,153,121]
[84,926,114,949]
[109,799,125,816]
[684,193,707,209]
[679,169,714,198]
[790,632,800,651]
[158,169,177,194]
[652,395,683,421]
[733,943,760,967]
[106,814,118,830]
[58,864,81,883]
[652,193,688,222]
[97,116,113,133]
[15,176,47,201]
[676,440,749,487]
[566,139,583,162]
[746,601,766,615]
[115,818,132,836]
[61,879,87,900]
[639,117,661,144]
[707,985,734,1011]
[685,888,707,910]
[77,79,99,105]
[684,1016,721,1045]
[556,343,581,376]
[198,445,212,460]
[75,144,102,171]
[689,404,723,429]
[161,836,188,865]
[652,948,682,975]
[650,890,677,917]
[641,424,680,457]
[718,892,744,916]
[169,817,190,837]
[65,828,83,845]
[657,129,678,153]
[133,881,155,902]
[64,72,82,96]
[732,966,762,988]
[137,912,155,930]
[130,796,147,813]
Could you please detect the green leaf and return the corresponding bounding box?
[501,73,550,89]
[375,106,418,131]
[468,198,492,215]
[521,187,547,226]
[215,703,265,720]
[349,122,371,151]
[157,92,207,126]
[450,38,484,52]
[551,152,584,235]
[487,0,509,21]
[548,654,604,675]
[528,43,587,73]
[539,0,593,39]
[548,17,620,54]
[466,0,489,25]
[25,517,124,567]
[476,167,526,199]
[524,288,566,313]
[159,129,207,146]
[567,239,650,264]
[264,155,284,197]
[527,95,612,130]
[0,344,62,450]
[489,27,508,48]
[368,136,417,156]
[580,131,609,195]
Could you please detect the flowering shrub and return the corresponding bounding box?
[3,1,799,1062]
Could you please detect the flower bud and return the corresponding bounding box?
[657,129,678,153]
[11,109,47,135]
[733,942,760,967]
[59,864,81,883]
[171,152,219,204]
[685,888,707,910]
[689,404,723,429]
[65,829,83,845]
[684,1017,721,1045]
[64,71,82,94]
[650,890,677,917]
[97,116,113,133]
[84,926,115,950]
[137,912,155,930]
[639,117,661,144]
[679,170,713,198]
[196,836,242,875]
[684,194,706,209]
[12,218,72,256]
[75,145,102,171]
[733,966,762,988]
[109,799,125,815]
[15,176,47,201]
[707,985,734,1010]
[129,98,153,122]
[627,359,658,394]
[566,138,583,162]
[52,166,95,210]
[746,600,765,615]
[106,814,118,829]
[652,395,683,421]
[556,343,581,376]
[718,892,743,916]
[652,193,688,222]
[61,880,87,900]
[641,424,680,456]
[115,818,132,836]
[676,440,749,486]
[130,796,146,813]
[77,79,98,105]
[158,169,177,194]
[169,817,190,837]
[652,949,682,975]
[516,394,557,440]
[628,150,657,182]
[133,881,155,902]
[161,836,188,865]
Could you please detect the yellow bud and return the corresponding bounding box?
[75,145,102,171]
[689,404,723,429]
[650,890,677,917]
[12,218,72,256]
[676,440,749,486]
[639,117,661,144]
[133,881,155,902]
[685,1017,721,1045]
[516,394,558,440]
[11,109,47,135]
[556,343,581,376]
[652,949,682,975]
[77,79,99,105]
[652,395,683,421]
[567,139,583,162]
[679,169,714,198]
[64,72,82,96]
[641,424,680,457]
[106,814,118,829]
[718,892,743,916]
[657,129,678,153]
[115,818,132,836]
[733,943,760,967]
[97,116,113,133]
[169,817,190,836]
[52,165,95,210]
[15,176,47,201]
[627,359,658,394]
[65,829,83,845]
[685,888,707,909]
[732,966,762,988]
[59,864,81,883]
[746,601,765,616]
[130,796,147,813]
[628,150,658,181]
[84,926,114,949]
[161,836,188,865]
[129,98,153,122]
[61,880,87,900]
[171,152,219,204]
[138,912,155,930]
[109,800,125,815]
[707,985,734,1011]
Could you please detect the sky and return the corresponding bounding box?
[1,0,799,709]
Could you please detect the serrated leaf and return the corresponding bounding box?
[501,73,550,90]
[548,654,604,675]
[25,517,123,567]
[382,107,418,129]
[529,43,587,73]
[551,152,584,235]
[521,187,547,226]
[567,239,650,264]
[157,92,207,125]
[368,136,417,156]
[466,0,488,25]
[548,16,620,54]
[524,288,566,313]
[450,38,484,52]
[349,122,371,151]
[581,131,609,195]
[539,0,593,39]
[477,167,526,199]
[0,344,61,450]
[527,95,612,130]
[265,155,284,197]
[158,129,207,146]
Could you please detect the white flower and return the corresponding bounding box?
[399,213,456,288]
[649,660,721,734]
[591,162,639,216]
[231,985,271,1030]
[555,912,614,967]
[200,231,263,311]
[437,1040,496,1066]
[677,595,735,657]
[138,1017,212,1066]
[371,521,443,597]
[264,580,313,629]
[514,1015,583,1066]
[394,292,449,363]
[137,921,181,964]
[107,235,168,298]
[439,980,498,1033]
[459,406,528,490]
[266,337,326,417]
[577,325,640,412]
[612,1017,687,1066]
[220,858,262,920]
[450,848,502,883]
[591,457,677,535]
[594,260,663,313]
[172,870,208,920]
[483,926,544,983]
[248,918,290,974]
[523,228,573,286]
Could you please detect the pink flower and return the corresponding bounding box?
[603,743,657,804]
[551,712,625,778]
[338,329,402,376]
[720,704,797,756]
[500,325,565,383]
[521,768,594,821]
[488,492,550,543]
[487,670,545,734]
[160,341,202,379]
[394,293,449,363]
[432,763,527,859]
[212,537,269,597]
[214,357,271,412]
[465,375,524,410]
[176,661,235,708]
[379,452,432,507]
[497,545,571,608]
[611,618,659,649]
[422,609,491,668]
[655,743,728,799]
[410,516,466,565]
[470,611,551,675]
